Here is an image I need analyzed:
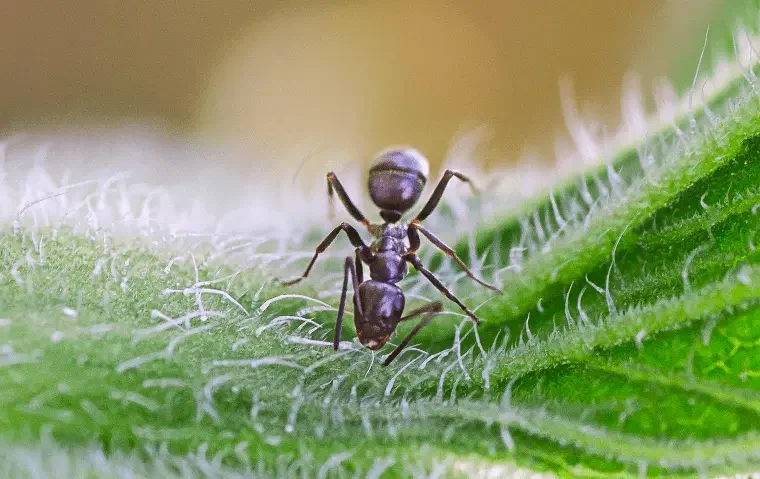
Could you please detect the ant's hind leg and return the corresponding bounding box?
[383,301,443,366]
[334,256,363,351]
[327,172,370,226]
[327,177,336,220]
[405,253,482,324]
[413,169,479,223]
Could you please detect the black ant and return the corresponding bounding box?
[282,148,501,366]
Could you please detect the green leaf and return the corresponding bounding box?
[5,20,760,479]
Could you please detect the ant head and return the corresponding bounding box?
[356,321,394,350]
[367,147,429,222]
[358,333,391,350]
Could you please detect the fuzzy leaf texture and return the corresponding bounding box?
[5,21,760,479]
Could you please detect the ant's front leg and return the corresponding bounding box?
[334,256,363,351]
[354,249,364,284]
[413,169,478,223]
[405,253,482,324]
[383,301,443,366]
[280,222,367,286]
[409,223,502,293]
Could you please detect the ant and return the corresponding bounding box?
[282,148,501,366]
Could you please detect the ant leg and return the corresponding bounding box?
[405,253,482,324]
[327,177,336,220]
[281,223,367,286]
[355,249,364,284]
[352,249,364,316]
[383,301,443,366]
[408,225,421,251]
[335,256,363,351]
[410,223,502,293]
[327,172,370,226]
[413,169,478,223]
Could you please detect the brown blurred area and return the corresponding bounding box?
[2,0,716,174]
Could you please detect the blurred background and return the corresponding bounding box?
[1,0,749,183]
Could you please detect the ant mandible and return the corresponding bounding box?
[282,147,502,366]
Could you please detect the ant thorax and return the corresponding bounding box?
[369,222,408,254]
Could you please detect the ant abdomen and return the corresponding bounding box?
[368,148,429,221]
